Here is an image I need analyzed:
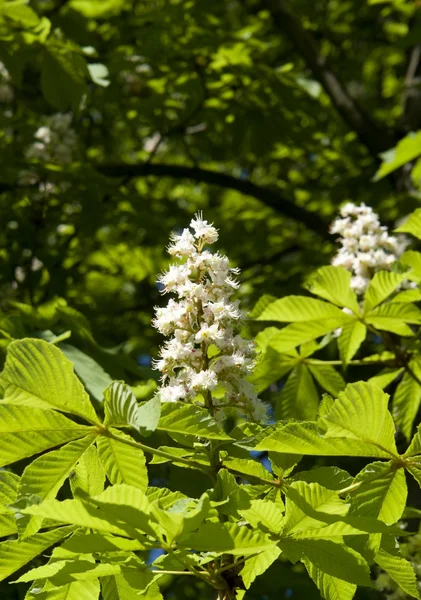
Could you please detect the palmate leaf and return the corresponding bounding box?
[104,382,139,429]
[17,435,98,538]
[280,538,371,586]
[304,560,356,600]
[257,382,398,458]
[248,346,294,392]
[395,207,421,240]
[97,430,148,491]
[157,402,231,440]
[256,296,350,322]
[275,364,319,421]
[0,404,92,467]
[54,533,149,558]
[283,482,347,536]
[23,484,156,539]
[238,499,285,533]
[375,548,420,599]
[60,343,113,404]
[102,576,163,600]
[179,521,276,555]
[25,579,100,600]
[319,382,398,457]
[363,271,408,312]
[0,525,75,582]
[392,362,421,441]
[365,303,421,336]
[405,424,421,457]
[239,546,281,589]
[70,445,106,498]
[0,471,19,538]
[304,266,360,312]
[268,319,350,354]
[16,557,156,590]
[0,339,99,424]
[337,320,367,366]
[400,250,421,283]
[307,362,346,396]
[348,462,407,525]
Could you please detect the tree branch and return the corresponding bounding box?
[260,0,396,157]
[96,162,332,240]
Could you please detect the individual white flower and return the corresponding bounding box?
[25,113,78,165]
[0,62,13,104]
[330,203,410,296]
[152,213,267,422]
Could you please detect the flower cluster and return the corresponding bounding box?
[152,214,268,422]
[330,203,409,295]
[25,113,78,165]
[0,62,13,104]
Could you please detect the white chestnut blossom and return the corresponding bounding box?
[0,62,13,104]
[153,213,268,422]
[25,113,78,165]
[330,203,410,296]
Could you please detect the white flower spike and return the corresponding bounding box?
[153,213,268,422]
[330,203,411,295]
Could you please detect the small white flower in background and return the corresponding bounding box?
[25,113,78,166]
[0,62,13,104]
[330,203,411,296]
[152,213,268,422]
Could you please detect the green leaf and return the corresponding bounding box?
[104,382,139,429]
[54,533,148,557]
[70,445,106,498]
[365,303,421,336]
[368,368,404,390]
[304,560,356,600]
[319,382,398,458]
[239,499,285,533]
[275,364,319,421]
[392,288,421,303]
[404,423,421,456]
[250,295,277,319]
[256,420,396,458]
[349,462,407,524]
[363,271,408,312]
[0,404,92,467]
[239,546,281,589]
[0,338,99,424]
[157,403,231,440]
[337,320,367,365]
[60,343,113,404]
[248,347,294,392]
[97,430,148,491]
[307,363,345,397]
[256,296,350,322]
[137,396,161,436]
[400,251,421,282]
[279,538,371,586]
[16,557,155,588]
[41,47,88,111]
[179,522,276,555]
[269,320,347,353]
[392,363,421,441]
[294,467,352,491]
[305,266,360,312]
[222,457,273,481]
[0,470,19,510]
[23,485,155,539]
[0,525,75,582]
[102,576,163,600]
[17,435,97,538]
[26,579,100,600]
[374,132,421,181]
[375,547,420,598]
[396,207,421,239]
